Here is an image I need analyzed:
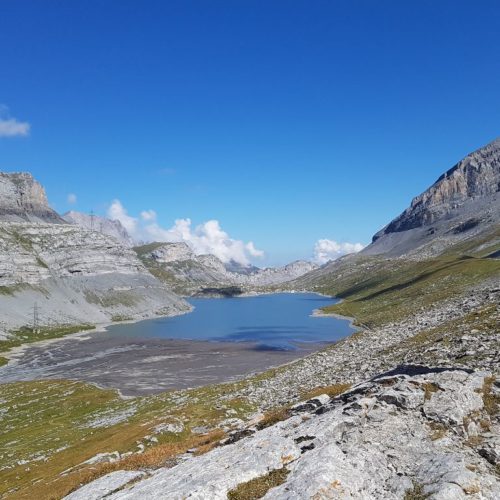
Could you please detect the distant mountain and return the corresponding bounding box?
[135,241,318,294]
[224,260,260,275]
[238,259,319,287]
[364,137,500,258]
[0,172,65,224]
[63,210,135,247]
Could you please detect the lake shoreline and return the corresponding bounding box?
[0,292,356,397]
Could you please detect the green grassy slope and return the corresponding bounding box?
[314,229,500,327]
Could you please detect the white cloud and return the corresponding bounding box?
[245,241,265,258]
[67,193,77,204]
[107,199,264,265]
[140,209,157,221]
[0,105,30,137]
[313,238,365,264]
[107,199,139,236]
[0,118,31,137]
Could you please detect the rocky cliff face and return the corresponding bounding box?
[63,211,135,247]
[144,241,195,262]
[0,172,189,336]
[365,138,500,258]
[0,222,189,336]
[0,172,65,223]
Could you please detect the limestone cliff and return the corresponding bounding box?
[365,137,500,258]
[0,172,65,223]
[135,242,318,294]
[0,173,189,336]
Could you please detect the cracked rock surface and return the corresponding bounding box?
[66,367,500,499]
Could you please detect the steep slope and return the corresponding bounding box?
[284,138,500,328]
[364,137,500,258]
[0,173,189,338]
[63,211,135,247]
[0,172,65,224]
[0,222,189,337]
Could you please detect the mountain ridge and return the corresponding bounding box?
[0,173,189,337]
[363,137,500,258]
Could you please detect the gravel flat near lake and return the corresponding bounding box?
[0,331,325,396]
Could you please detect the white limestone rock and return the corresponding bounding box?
[0,172,65,224]
[69,369,500,500]
[0,221,190,335]
[136,241,319,292]
[64,471,145,500]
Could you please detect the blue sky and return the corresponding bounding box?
[1,1,499,265]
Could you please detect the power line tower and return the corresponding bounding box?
[90,209,95,231]
[33,302,40,333]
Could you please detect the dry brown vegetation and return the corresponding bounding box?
[256,407,291,430]
[301,382,351,400]
[65,428,226,497]
[422,382,440,401]
[482,376,500,417]
[227,467,290,500]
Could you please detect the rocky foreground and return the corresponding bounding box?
[65,280,499,499]
[67,368,500,499]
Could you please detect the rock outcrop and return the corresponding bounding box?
[365,138,500,258]
[63,211,135,247]
[0,172,65,224]
[142,242,195,262]
[66,367,500,499]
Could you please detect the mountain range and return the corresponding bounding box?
[1,137,499,499]
[63,137,500,499]
[0,175,317,336]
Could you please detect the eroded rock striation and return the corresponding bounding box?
[0,172,65,224]
[0,173,189,337]
[66,366,500,499]
[366,137,500,258]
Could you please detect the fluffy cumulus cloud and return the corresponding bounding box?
[107,200,264,266]
[0,106,30,137]
[107,199,139,236]
[313,238,365,264]
[67,193,77,204]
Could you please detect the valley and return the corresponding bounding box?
[0,138,499,499]
[0,293,354,396]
